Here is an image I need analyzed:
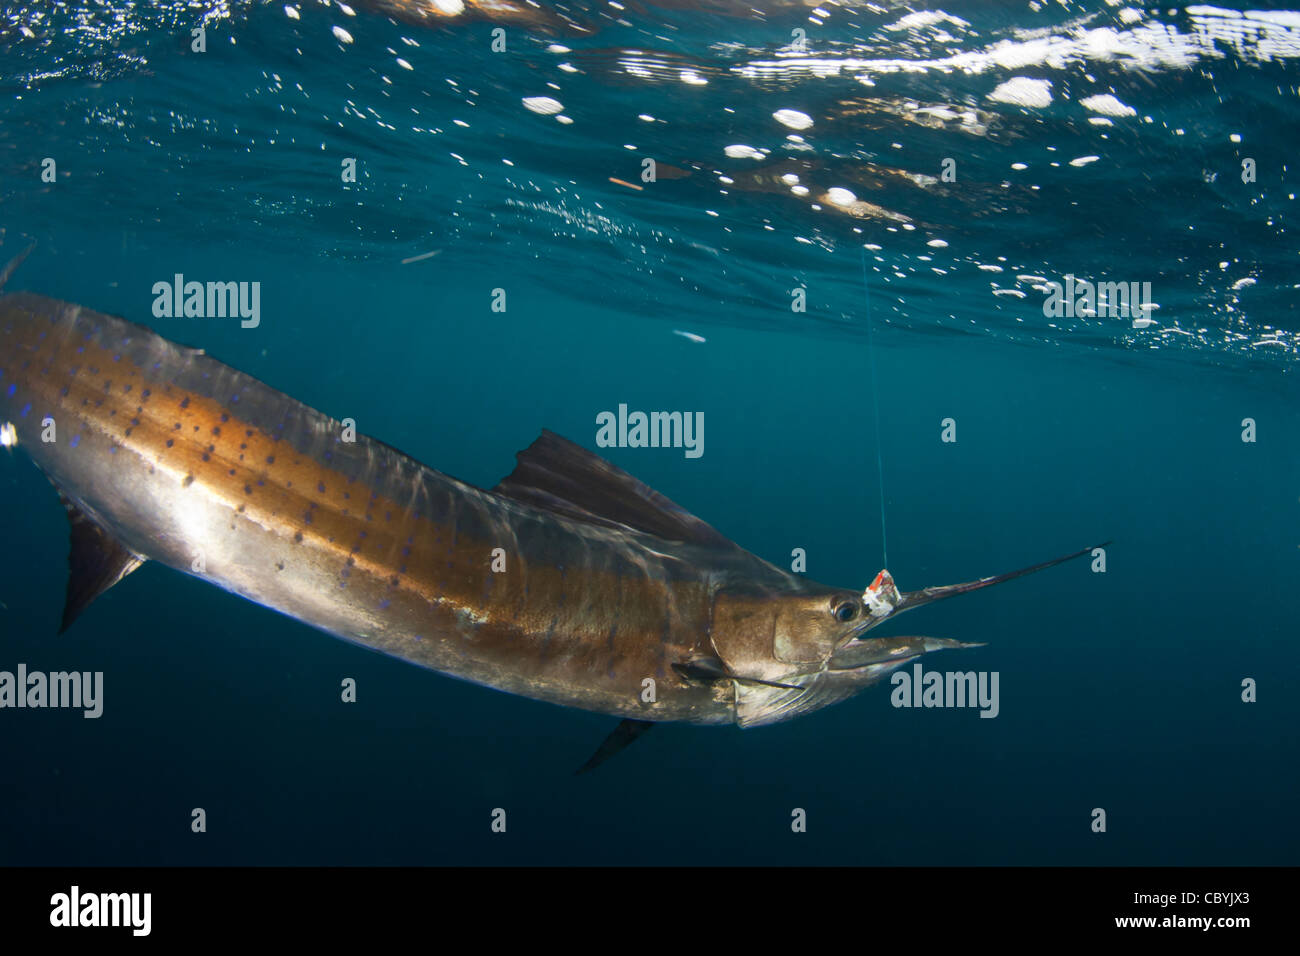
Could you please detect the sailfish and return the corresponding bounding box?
[0,255,1098,770]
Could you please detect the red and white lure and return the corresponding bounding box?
[862,569,900,617]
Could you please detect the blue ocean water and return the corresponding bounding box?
[1,1,1297,865]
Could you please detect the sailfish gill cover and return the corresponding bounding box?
[0,0,1297,868]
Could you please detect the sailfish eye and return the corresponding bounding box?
[832,600,859,623]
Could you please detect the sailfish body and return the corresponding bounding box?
[0,286,1096,765]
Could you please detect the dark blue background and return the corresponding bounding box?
[2,240,1296,864]
[1,0,1297,865]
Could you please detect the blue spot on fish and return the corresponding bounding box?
[5,384,14,397]
[70,434,81,448]
[20,403,31,418]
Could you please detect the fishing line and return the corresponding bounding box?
[860,246,889,569]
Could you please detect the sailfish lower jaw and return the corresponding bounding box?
[828,635,985,673]
[730,635,982,728]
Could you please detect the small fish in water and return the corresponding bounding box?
[0,252,1100,772]
[399,249,441,265]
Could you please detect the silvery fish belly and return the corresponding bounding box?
[0,285,1096,770]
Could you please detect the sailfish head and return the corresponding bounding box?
[705,544,1101,727]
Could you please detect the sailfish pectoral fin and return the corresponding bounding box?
[672,656,802,690]
[576,718,655,775]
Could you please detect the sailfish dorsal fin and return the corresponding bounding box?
[493,429,736,549]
